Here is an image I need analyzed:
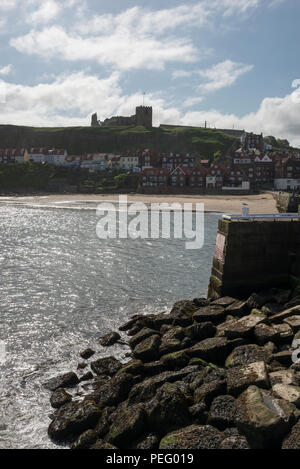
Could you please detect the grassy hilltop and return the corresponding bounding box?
[0,124,238,159]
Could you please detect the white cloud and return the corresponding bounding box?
[198,59,253,92]
[9,1,273,71]
[26,0,62,24]
[182,97,204,107]
[0,0,17,10]
[0,64,12,75]
[10,25,197,71]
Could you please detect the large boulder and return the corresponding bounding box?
[193,305,225,325]
[184,322,216,341]
[146,382,192,434]
[170,300,198,317]
[254,323,280,345]
[272,323,294,344]
[71,430,98,449]
[128,367,199,405]
[282,421,300,449]
[225,344,271,368]
[218,315,265,340]
[188,337,229,364]
[90,356,122,376]
[160,350,190,371]
[268,305,300,324]
[207,395,239,430]
[99,332,121,347]
[225,300,249,317]
[284,315,300,333]
[44,372,79,392]
[129,328,159,350]
[50,388,72,409]
[235,386,295,448]
[133,334,161,362]
[116,359,144,376]
[106,402,146,447]
[226,361,270,396]
[86,372,134,409]
[269,369,299,387]
[159,425,224,449]
[48,400,101,442]
[194,379,226,406]
[272,383,300,406]
[159,327,183,356]
[80,349,95,360]
[211,297,236,307]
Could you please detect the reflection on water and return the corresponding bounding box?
[0,202,219,448]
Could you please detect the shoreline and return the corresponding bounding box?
[0,192,278,214]
[45,287,300,450]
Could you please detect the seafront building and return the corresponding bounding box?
[1,130,300,191]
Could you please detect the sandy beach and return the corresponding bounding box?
[0,192,278,214]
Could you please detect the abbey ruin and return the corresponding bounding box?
[91,106,153,129]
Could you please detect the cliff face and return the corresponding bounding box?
[0,124,237,157]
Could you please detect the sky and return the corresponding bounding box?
[1,0,300,145]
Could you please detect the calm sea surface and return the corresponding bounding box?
[0,200,220,448]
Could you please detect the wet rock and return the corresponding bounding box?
[284,315,300,333]
[118,315,146,332]
[225,344,271,368]
[159,327,183,356]
[159,425,224,449]
[227,361,269,396]
[44,372,79,392]
[129,327,159,350]
[99,332,121,347]
[188,337,229,364]
[193,305,225,325]
[254,323,280,345]
[272,350,292,367]
[71,429,97,449]
[90,439,118,449]
[146,382,192,434]
[184,322,216,341]
[188,401,208,424]
[194,378,226,406]
[133,334,161,362]
[269,369,299,386]
[207,395,238,430]
[90,356,122,376]
[212,296,237,307]
[220,436,250,449]
[272,383,300,406]
[193,298,210,308]
[77,362,88,370]
[80,349,95,360]
[134,433,159,450]
[143,360,166,377]
[106,402,146,447]
[79,371,94,383]
[268,305,300,324]
[94,406,116,438]
[50,388,72,409]
[225,300,249,317]
[128,367,199,405]
[48,400,101,442]
[272,323,294,344]
[282,421,300,449]
[219,315,265,340]
[170,300,198,317]
[160,350,190,371]
[247,293,269,310]
[117,359,144,376]
[86,372,134,409]
[235,386,295,448]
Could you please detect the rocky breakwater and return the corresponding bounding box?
[45,287,300,449]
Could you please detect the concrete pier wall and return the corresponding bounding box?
[208,217,300,299]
